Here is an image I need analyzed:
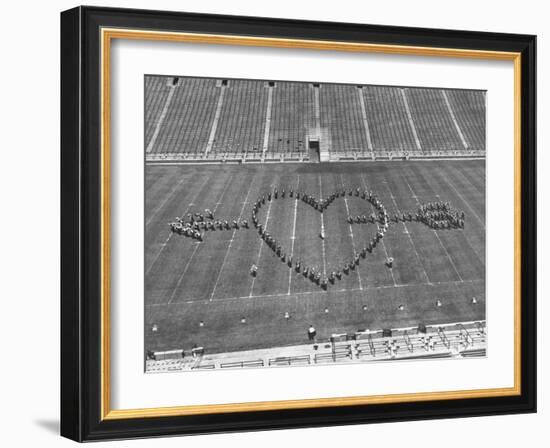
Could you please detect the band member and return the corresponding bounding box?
[307,325,317,342]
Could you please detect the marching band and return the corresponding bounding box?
[168,186,465,290]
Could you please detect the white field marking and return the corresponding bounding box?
[340,174,363,290]
[167,245,200,304]
[399,88,422,152]
[204,86,226,155]
[360,174,397,286]
[249,179,278,297]
[403,178,463,282]
[445,170,485,229]
[381,178,432,284]
[145,175,211,275]
[209,177,256,301]
[287,176,301,295]
[146,277,484,306]
[441,90,469,149]
[356,88,374,154]
[145,175,188,227]
[261,86,273,156]
[146,86,175,154]
[165,174,235,304]
[318,173,327,276]
[420,169,485,263]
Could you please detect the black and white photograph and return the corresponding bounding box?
[144,76,487,372]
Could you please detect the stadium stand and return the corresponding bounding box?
[144,76,171,149]
[152,77,220,157]
[320,84,369,158]
[145,76,486,161]
[267,82,315,158]
[406,88,465,154]
[210,79,267,158]
[145,321,486,372]
[446,89,486,151]
[361,85,420,155]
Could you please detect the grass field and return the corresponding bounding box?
[145,160,485,355]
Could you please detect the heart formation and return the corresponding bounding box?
[168,186,466,290]
[250,187,390,289]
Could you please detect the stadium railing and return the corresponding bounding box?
[268,355,311,366]
[220,359,264,369]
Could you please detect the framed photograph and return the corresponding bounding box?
[60,6,536,441]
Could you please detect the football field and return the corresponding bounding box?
[145,160,485,354]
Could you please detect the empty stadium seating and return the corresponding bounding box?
[145,76,486,161]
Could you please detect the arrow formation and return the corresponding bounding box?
[168,186,466,289]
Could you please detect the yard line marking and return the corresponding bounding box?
[400,88,422,152]
[165,174,235,304]
[360,174,397,286]
[446,170,485,229]
[249,178,278,297]
[145,175,211,275]
[146,85,175,153]
[145,175,188,227]
[318,173,327,276]
[441,90,469,150]
[403,178,463,282]
[146,278,484,306]
[340,174,363,290]
[287,176,301,295]
[204,85,226,155]
[210,176,256,301]
[382,177,432,284]
[167,245,200,304]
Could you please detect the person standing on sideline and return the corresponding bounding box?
[308,325,317,342]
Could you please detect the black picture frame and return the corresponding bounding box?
[61,5,536,442]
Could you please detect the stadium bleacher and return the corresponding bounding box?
[145,321,486,373]
[145,76,486,161]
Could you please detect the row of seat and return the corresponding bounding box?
[145,77,486,157]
